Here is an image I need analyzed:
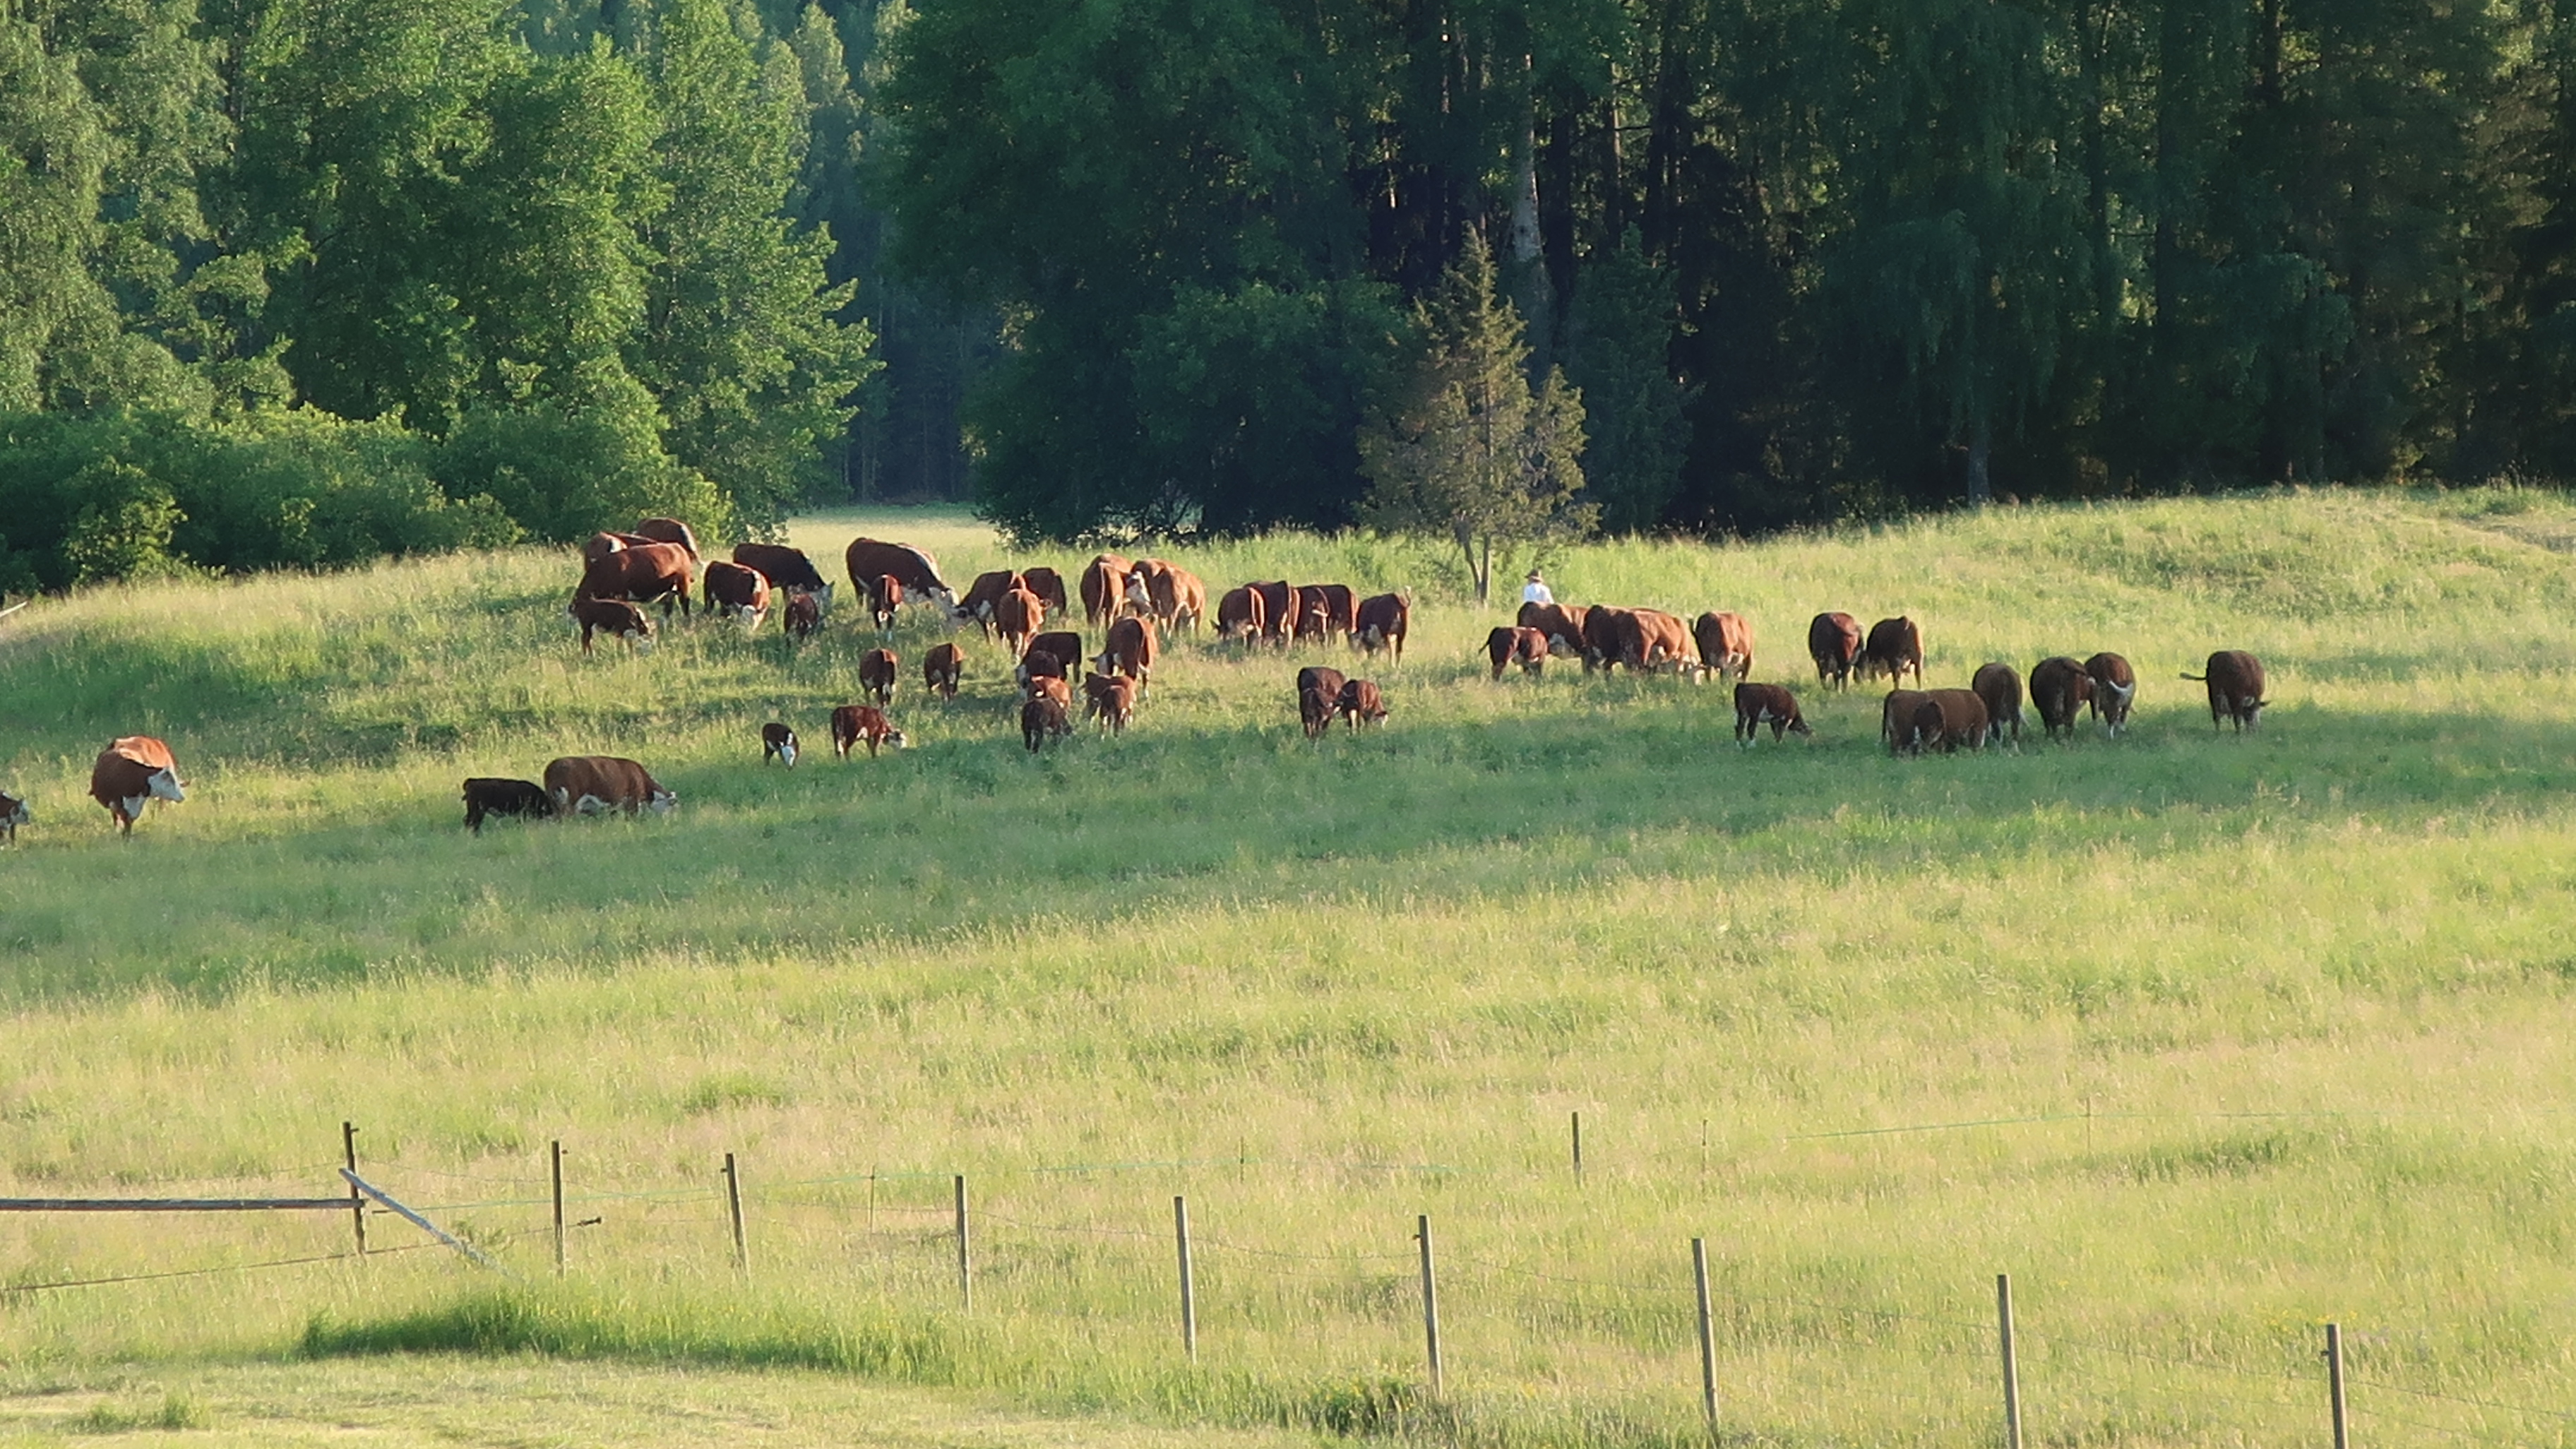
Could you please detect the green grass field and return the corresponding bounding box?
[1,489,2572,1446]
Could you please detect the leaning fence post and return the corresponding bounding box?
[1997,1273,2024,1449]
[1417,1214,1443,1397]
[550,1140,566,1275]
[722,1152,748,1275]
[2325,1323,2349,1449]
[954,1174,972,1311]
[342,1121,366,1256]
[1692,1237,1718,1435]
[1571,1111,1583,1181]
[1174,1194,1197,1361]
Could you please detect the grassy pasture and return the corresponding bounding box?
[0,489,2572,1445]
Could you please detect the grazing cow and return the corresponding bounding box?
[732,543,833,612]
[1015,646,1066,698]
[1517,602,1591,660]
[1289,585,1333,643]
[995,587,1044,659]
[543,756,674,816]
[631,517,700,559]
[91,737,186,835]
[830,704,908,758]
[703,560,770,626]
[1695,612,1755,684]
[859,647,899,704]
[1861,616,1924,687]
[1733,683,1811,746]
[1296,583,1356,641]
[1808,612,1864,688]
[1083,672,1138,734]
[2183,650,2267,731]
[1880,689,1932,756]
[1021,693,1072,751]
[845,538,958,617]
[1027,673,1072,713]
[1580,606,1633,673]
[1912,689,1991,753]
[1249,580,1294,643]
[1295,666,1348,707]
[1354,592,1410,661]
[1337,678,1388,729]
[1022,566,1070,619]
[1082,554,1134,625]
[1124,559,1171,621]
[2029,656,2093,740]
[0,789,25,845]
[869,574,905,635]
[1299,685,1338,739]
[1972,662,2025,748]
[460,777,551,834]
[1487,626,1549,679]
[1216,586,1265,644]
[958,569,1027,638]
[1621,608,1701,677]
[782,591,821,640]
[1022,630,1084,684]
[579,541,694,619]
[1149,564,1208,634]
[924,642,964,700]
[1094,615,1157,694]
[567,595,655,654]
[761,722,798,768]
[2084,652,2137,737]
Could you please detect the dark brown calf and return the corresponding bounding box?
[2029,656,2092,739]
[1881,688,1931,756]
[783,591,821,640]
[1083,672,1138,733]
[924,642,964,700]
[1808,612,1863,688]
[1299,686,1339,739]
[462,777,551,833]
[761,722,799,767]
[1971,662,2023,747]
[1733,683,1810,745]
[1487,626,1549,679]
[1022,693,1072,751]
[859,647,899,705]
[1337,678,1388,729]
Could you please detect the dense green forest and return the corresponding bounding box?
[8,0,2576,580]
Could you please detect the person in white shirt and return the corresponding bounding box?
[1520,571,1554,607]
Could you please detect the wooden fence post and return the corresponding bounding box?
[722,1152,747,1275]
[1417,1214,1443,1397]
[2325,1323,2349,1449]
[550,1140,566,1275]
[954,1174,972,1311]
[1692,1237,1718,1435]
[1174,1194,1197,1361]
[1571,1111,1582,1180]
[342,1121,365,1256]
[1997,1273,2024,1449]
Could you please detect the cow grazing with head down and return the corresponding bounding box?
[1022,566,1070,619]
[2029,657,2093,740]
[1487,626,1549,679]
[1972,662,2024,748]
[580,541,694,619]
[1083,672,1138,734]
[1021,693,1072,751]
[1880,689,1931,756]
[845,538,958,619]
[1355,592,1410,660]
[1021,631,1083,686]
[543,756,674,816]
[1517,602,1590,660]
[732,543,832,612]
[1095,616,1157,694]
[1861,616,1924,687]
[1695,612,1755,684]
[1296,666,1347,737]
[1216,586,1265,645]
[568,595,655,654]
[703,560,770,626]
[1289,585,1333,643]
[1337,678,1388,729]
[1621,609,1702,677]
[1912,689,1991,753]
[461,777,551,833]
[1300,583,1356,642]
[1081,555,1134,625]
[1809,612,1864,688]
[0,790,26,845]
[2183,650,2267,731]
[1581,606,1634,673]
[1249,580,1294,643]
[995,587,1044,659]
[1016,646,1066,699]
[869,575,906,635]
[831,704,908,758]
[924,642,964,700]
[90,736,186,835]
[1147,563,1208,634]
[631,517,700,560]
[958,569,1027,638]
[761,722,798,767]
[1026,673,1072,715]
[782,591,821,641]
[859,648,899,705]
[2084,652,2137,737]
[1734,683,1811,745]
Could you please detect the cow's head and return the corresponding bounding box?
[1124,574,1155,609]
[0,792,28,828]
[646,787,678,813]
[147,768,186,804]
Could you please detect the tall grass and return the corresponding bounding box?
[0,489,2572,1444]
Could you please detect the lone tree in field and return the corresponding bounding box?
[1361,237,1595,604]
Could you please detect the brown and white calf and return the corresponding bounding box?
[830,705,908,758]
[568,595,654,654]
[1083,672,1138,734]
[761,722,799,767]
[2085,652,2137,737]
[543,755,674,816]
[859,647,899,705]
[1486,626,1549,679]
[0,789,26,844]
[1732,683,1811,746]
[1337,678,1389,729]
[90,736,186,835]
[924,642,964,700]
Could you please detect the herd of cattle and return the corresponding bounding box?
[6,520,2274,840]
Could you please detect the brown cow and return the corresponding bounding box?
[1216,586,1265,645]
[2183,650,2267,731]
[90,737,185,835]
[1027,673,1073,712]
[761,722,799,767]
[1095,615,1157,693]
[1861,616,1924,686]
[1353,592,1409,660]
[2085,652,2137,737]
[1289,585,1333,643]
[1581,606,1633,673]
[1733,682,1811,745]
[1295,583,1356,642]
[1081,554,1134,625]
[1124,559,1171,621]
[1486,626,1549,679]
[2029,656,2093,740]
[782,591,821,640]
[1022,630,1084,684]
[1695,612,1755,684]
[702,559,770,626]
[732,542,832,609]
[0,789,27,845]
[1880,689,1932,756]
[1621,608,1702,677]
[1913,689,1991,753]
[579,540,694,619]
[1517,602,1590,660]
[995,587,1044,658]
[1337,678,1388,729]
[958,569,1027,638]
[1249,580,1294,643]
[845,539,958,616]
[1808,612,1864,688]
[1022,566,1070,619]
[859,647,899,704]
[1299,685,1338,739]
[543,755,674,816]
[1015,646,1066,698]
[1147,563,1208,633]
[1021,693,1072,751]
[461,777,551,833]
[1083,672,1138,734]
[830,704,908,758]
[568,595,655,654]
[924,642,964,700]
[1972,662,2025,748]
[869,574,905,635]
[632,517,700,559]
[1296,665,1347,735]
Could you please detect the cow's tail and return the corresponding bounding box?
[2178,671,2207,681]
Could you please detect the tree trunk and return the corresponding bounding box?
[1509,64,1552,377]
[1966,415,1992,505]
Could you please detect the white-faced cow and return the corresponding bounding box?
[732,542,833,612]
[567,595,655,654]
[90,736,185,835]
[830,704,908,758]
[761,723,799,768]
[1095,616,1157,695]
[579,541,694,620]
[958,570,1027,638]
[845,538,958,619]
[542,756,674,817]
[1354,592,1410,661]
[702,560,770,626]
[1517,602,1590,660]
[2085,652,2137,737]
[2183,650,2267,731]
